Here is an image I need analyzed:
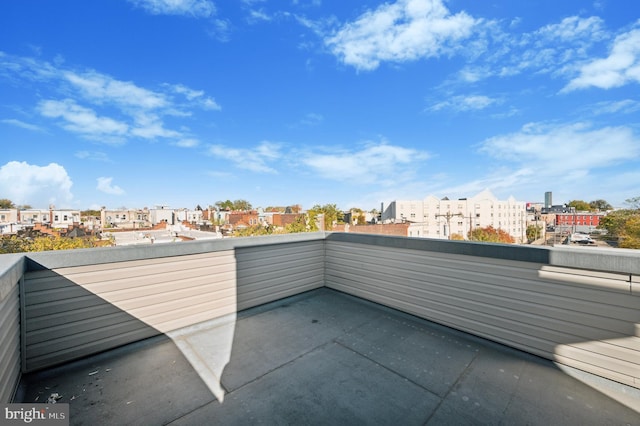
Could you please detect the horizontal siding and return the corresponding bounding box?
[325,240,640,389]
[0,284,20,403]
[235,240,324,310]
[22,240,325,373]
[23,250,238,372]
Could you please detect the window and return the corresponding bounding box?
[54,215,59,221]
[63,215,68,221]
[122,215,126,220]
[0,215,4,220]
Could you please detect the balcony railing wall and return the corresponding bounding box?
[0,254,23,403]
[324,233,640,389]
[1,232,639,402]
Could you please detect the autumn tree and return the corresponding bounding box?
[598,209,637,238]
[619,215,640,249]
[0,235,106,253]
[468,226,515,244]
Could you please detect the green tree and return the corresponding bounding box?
[233,224,271,237]
[589,199,612,211]
[215,200,234,210]
[526,224,542,242]
[285,216,309,233]
[308,204,343,231]
[598,210,638,238]
[233,199,252,211]
[567,200,590,211]
[0,199,15,209]
[625,196,640,210]
[468,226,515,244]
[81,209,101,217]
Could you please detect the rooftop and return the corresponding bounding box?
[15,288,640,425]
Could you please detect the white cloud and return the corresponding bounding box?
[128,0,215,18]
[479,122,640,172]
[38,99,129,142]
[564,26,640,91]
[74,151,110,162]
[1,53,221,144]
[64,71,168,109]
[590,99,640,115]
[174,138,200,148]
[96,177,125,195]
[0,161,73,208]
[130,112,181,139]
[325,0,477,70]
[1,118,44,132]
[207,141,282,173]
[300,112,324,126]
[452,16,609,83]
[428,94,499,112]
[302,141,430,183]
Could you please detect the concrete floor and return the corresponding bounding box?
[16,288,640,425]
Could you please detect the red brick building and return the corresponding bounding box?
[555,212,605,230]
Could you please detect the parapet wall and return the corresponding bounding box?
[324,233,640,389]
[1,232,639,402]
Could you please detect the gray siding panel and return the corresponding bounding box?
[236,241,324,310]
[0,255,22,403]
[325,240,640,388]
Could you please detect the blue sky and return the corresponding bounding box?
[1,0,639,211]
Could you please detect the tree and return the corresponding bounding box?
[215,200,234,210]
[233,199,252,211]
[589,199,612,211]
[450,233,465,241]
[0,235,105,253]
[526,224,542,242]
[308,204,344,231]
[619,215,640,249]
[0,199,15,209]
[598,210,638,238]
[285,216,308,233]
[625,196,640,210]
[567,200,590,211]
[468,226,515,244]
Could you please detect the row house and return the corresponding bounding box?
[1,208,81,234]
[101,208,151,229]
[383,189,527,242]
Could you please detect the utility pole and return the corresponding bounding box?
[435,211,463,240]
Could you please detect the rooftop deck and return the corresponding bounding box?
[15,288,640,425]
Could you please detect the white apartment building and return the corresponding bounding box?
[383,189,527,242]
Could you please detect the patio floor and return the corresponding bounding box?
[16,288,640,425]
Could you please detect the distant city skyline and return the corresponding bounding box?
[1,0,639,211]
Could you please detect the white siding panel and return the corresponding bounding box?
[22,240,325,373]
